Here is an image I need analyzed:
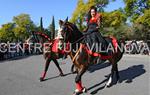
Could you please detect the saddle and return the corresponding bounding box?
[82,36,118,60]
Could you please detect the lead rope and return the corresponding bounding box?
[72,44,83,62]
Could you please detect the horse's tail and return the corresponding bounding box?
[106,36,124,62]
[111,38,124,64]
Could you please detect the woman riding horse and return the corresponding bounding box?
[83,6,108,54]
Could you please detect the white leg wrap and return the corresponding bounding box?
[106,76,112,86]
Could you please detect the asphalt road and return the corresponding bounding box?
[0,54,149,95]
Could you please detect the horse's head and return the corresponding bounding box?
[58,18,83,43]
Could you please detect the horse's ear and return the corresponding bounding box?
[59,20,64,26]
[65,17,68,22]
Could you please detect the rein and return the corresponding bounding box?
[72,44,82,62]
[72,36,85,45]
[71,31,98,45]
[66,24,94,45]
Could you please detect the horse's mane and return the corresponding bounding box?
[66,22,83,42]
[67,22,82,33]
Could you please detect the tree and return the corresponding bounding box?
[124,0,150,22]
[102,10,127,28]
[136,9,150,40]
[135,9,150,27]
[0,23,16,42]
[49,16,55,39]
[123,0,150,40]
[40,17,44,32]
[13,13,36,41]
[100,10,127,40]
[0,28,8,42]
[70,0,85,30]
[35,17,45,34]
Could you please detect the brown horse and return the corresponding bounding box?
[28,31,75,82]
[59,19,124,95]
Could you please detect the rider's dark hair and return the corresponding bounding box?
[87,6,97,23]
[90,6,97,12]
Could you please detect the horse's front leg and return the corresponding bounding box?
[53,59,64,76]
[71,64,78,74]
[73,67,87,95]
[40,58,51,82]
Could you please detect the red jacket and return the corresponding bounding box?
[89,13,102,25]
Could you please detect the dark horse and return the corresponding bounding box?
[59,19,124,95]
[28,31,75,82]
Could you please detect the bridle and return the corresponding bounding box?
[61,23,73,43]
[61,23,85,62]
[61,22,85,45]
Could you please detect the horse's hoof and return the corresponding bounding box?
[59,73,64,77]
[73,87,87,95]
[105,84,112,88]
[73,90,82,95]
[39,77,44,82]
[72,71,77,74]
[73,92,80,95]
[82,87,87,93]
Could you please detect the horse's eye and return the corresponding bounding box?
[61,25,67,31]
[64,27,67,31]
